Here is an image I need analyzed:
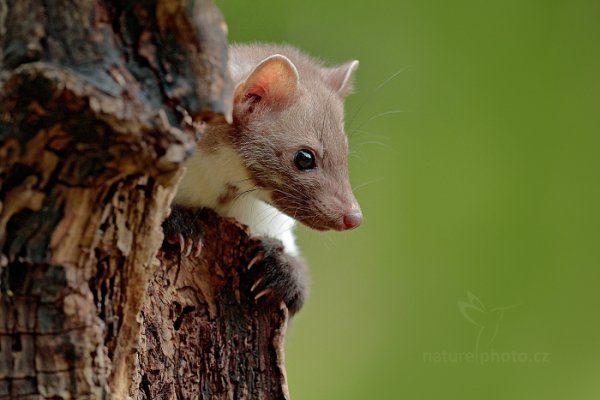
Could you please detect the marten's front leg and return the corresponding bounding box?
[247,238,309,315]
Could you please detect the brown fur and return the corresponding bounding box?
[217,184,240,206]
[219,44,360,231]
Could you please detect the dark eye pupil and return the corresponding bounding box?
[294,149,316,170]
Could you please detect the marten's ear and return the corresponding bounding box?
[324,60,359,97]
[233,54,299,114]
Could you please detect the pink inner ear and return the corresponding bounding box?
[234,81,264,107]
[235,55,299,108]
[244,79,268,100]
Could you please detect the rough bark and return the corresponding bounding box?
[134,208,290,400]
[0,1,289,399]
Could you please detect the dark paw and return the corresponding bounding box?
[247,238,309,315]
[162,205,204,257]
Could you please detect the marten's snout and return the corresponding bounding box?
[340,203,363,230]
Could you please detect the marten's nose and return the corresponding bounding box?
[341,204,363,230]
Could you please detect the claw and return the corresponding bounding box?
[177,233,185,253]
[194,240,203,257]
[254,288,272,300]
[250,277,263,293]
[184,238,193,257]
[165,232,185,252]
[247,253,264,270]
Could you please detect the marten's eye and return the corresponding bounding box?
[294,149,316,170]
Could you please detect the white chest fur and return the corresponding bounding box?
[174,146,300,257]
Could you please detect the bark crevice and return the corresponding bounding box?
[0,1,289,399]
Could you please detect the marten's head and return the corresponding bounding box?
[229,54,362,231]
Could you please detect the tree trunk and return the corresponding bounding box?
[134,207,290,400]
[0,1,290,399]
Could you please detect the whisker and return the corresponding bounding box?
[354,141,399,154]
[364,109,405,123]
[352,177,384,192]
[234,187,259,201]
[348,128,390,139]
[375,66,408,91]
[347,66,408,133]
[349,152,367,162]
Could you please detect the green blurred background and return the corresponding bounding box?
[217,1,600,399]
